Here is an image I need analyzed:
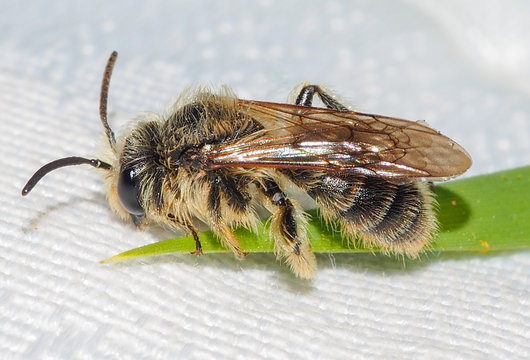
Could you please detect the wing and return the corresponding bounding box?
[204,99,472,180]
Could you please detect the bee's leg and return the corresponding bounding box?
[211,222,248,259]
[208,175,247,258]
[259,178,316,279]
[295,84,348,111]
[187,223,203,256]
[168,215,203,255]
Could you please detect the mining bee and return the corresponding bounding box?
[22,52,471,278]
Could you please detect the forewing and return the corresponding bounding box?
[205,100,471,180]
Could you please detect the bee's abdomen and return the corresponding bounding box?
[287,171,436,256]
[347,179,431,246]
[337,177,397,230]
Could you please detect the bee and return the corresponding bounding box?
[22,51,471,279]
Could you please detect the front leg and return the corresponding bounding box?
[259,178,316,279]
[295,84,349,111]
[187,223,203,255]
[168,215,203,255]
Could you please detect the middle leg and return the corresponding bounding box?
[207,173,248,258]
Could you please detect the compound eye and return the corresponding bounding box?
[117,167,144,215]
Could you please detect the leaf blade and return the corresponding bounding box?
[101,166,530,263]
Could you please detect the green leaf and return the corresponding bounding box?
[101,166,530,263]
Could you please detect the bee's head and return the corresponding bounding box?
[22,51,148,227]
[101,153,146,227]
[103,118,166,227]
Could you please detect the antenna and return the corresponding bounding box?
[100,51,118,152]
[21,51,121,196]
[22,157,111,196]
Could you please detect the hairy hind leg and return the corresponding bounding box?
[259,178,316,279]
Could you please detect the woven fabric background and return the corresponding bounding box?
[2,1,529,359]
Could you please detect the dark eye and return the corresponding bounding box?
[117,167,144,215]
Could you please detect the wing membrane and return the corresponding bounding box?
[205,99,471,179]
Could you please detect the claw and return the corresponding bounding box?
[235,250,249,259]
[191,248,203,256]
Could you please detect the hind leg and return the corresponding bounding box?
[293,84,349,111]
[259,178,316,279]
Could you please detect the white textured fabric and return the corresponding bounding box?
[2,1,529,359]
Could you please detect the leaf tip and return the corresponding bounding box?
[100,255,125,264]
